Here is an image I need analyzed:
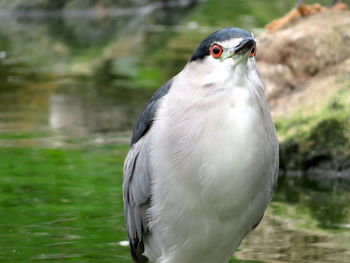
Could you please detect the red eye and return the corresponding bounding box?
[210,44,223,58]
[250,46,257,57]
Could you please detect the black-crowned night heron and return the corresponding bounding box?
[123,27,279,263]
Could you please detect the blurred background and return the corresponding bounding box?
[0,0,349,262]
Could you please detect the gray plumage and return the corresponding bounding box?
[123,27,279,263]
[124,80,172,262]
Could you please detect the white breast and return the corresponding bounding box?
[145,68,276,263]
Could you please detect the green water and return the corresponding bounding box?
[1,140,349,263]
[0,146,126,262]
[0,145,265,262]
[0,0,350,262]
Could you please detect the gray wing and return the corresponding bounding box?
[123,80,172,262]
[252,132,279,231]
[252,163,279,230]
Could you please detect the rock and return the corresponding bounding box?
[257,9,350,173]
[257,9,350,117]
[258,10,350,78]
[258,62,295,100]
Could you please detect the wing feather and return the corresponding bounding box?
[123,80,172,262]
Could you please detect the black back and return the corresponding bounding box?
[131,80,172,145]
[190,27,252,61]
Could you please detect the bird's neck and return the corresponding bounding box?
[183,59,251,91]
[230,62,249,87]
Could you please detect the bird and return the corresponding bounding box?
[123,27,279,263]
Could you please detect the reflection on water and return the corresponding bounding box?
[0,1,349,262]
[0,3,201,139]
[239,214,349,263]
[48,80,154,136]
[238,175,350,263]
[0,77,154,139]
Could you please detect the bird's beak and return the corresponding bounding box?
[226,37,256,58]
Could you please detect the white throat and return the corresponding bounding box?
[182,55,253,93]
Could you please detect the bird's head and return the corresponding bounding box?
[187,27,258,87]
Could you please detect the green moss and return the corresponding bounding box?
[276,85,350,171]
[307,118,348,151]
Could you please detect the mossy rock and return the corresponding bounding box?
[307,118,348,151]
[279,115,350,172]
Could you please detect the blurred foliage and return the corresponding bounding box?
[0,0,301,90]
[184,0,294,28]
[0,0,349,167]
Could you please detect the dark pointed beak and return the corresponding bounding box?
[234,37,256,55]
